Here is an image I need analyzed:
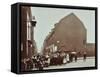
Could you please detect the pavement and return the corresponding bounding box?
[32,57,95,70]
[44,57,95,70]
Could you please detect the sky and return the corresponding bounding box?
[31,7,95,53]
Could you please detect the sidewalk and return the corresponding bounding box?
[32,57,95,70]
[44,57,95,70]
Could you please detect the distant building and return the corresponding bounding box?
[42,13,95,57]
[21,7,37,62]
[86,43,95,56]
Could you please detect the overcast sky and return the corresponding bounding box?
[31,7,95,52]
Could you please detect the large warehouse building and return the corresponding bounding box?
[42,13,95,57]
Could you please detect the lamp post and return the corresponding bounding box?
[30,16,37,27]
[27,16,37,27]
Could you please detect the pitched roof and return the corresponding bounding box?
[44,13,86,42]
[59,13,86,30]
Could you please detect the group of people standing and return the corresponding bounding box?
[21,51,87,71]
[69,51,87,62]
[21,54,49,71]
[32,54,50,70]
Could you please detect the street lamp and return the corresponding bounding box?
[30,20,36,27]
[30,16,37,27]
[26,16,37,26]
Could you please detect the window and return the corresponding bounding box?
[27,12,31,40]
[21,43,23,51]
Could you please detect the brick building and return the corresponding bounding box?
[21,6,37,71]
[42,13,95,57]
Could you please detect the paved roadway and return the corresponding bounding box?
[32,57,95,70]
[44,57,95,70]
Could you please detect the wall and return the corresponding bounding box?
[43,13,87,55]
[0,0,99,77]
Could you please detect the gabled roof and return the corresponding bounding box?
[44,13,86,43]
[59,13,86,30]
